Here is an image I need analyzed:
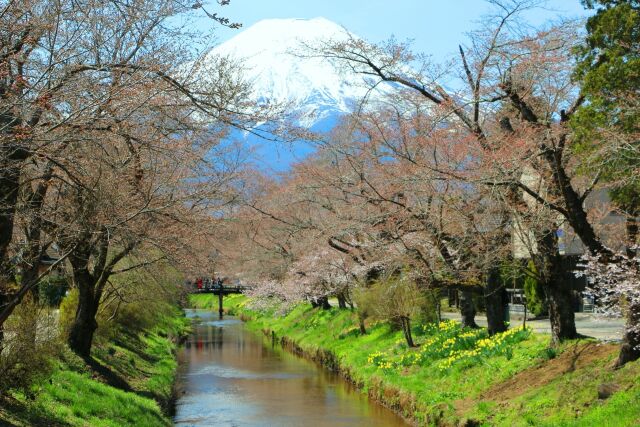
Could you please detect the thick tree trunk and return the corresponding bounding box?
[459,289,478,328]
[544,278,577,344]
[615,300,640,368]
[485,267,508,335]
[537,229,577,344]
[616,214,640,367]
[68,272,99,358]
[318,296,331,310]
[337,292,347,309]
[0,161,21,269]
[0,161,21,351]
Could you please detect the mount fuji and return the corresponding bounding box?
[207,17,388,127]
[199,18,393,169]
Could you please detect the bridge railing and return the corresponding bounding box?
[191,284,253,294]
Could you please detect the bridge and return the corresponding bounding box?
[192,284,252,295]
[191,284,252,319]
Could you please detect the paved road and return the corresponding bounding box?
[442,312,625,342]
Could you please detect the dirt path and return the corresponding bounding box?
[454,342,618,416]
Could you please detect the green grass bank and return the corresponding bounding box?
[0,308,189,427]
[190,294,640,427]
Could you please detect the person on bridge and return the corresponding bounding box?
[197,278,203,290]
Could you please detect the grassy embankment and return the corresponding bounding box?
[0,308,189,427]
[190,293,640,426]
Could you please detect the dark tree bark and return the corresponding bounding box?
[0,167,52,347]
[0,157,22,347]
[358,318,367,335]
[616,213,640,366]
[66,239,103,358]
[537,229,577,344]
[64,234,135,357]
[68,270,100,359]
[0,163,20,271]
[485,267,509,335]
[626,215,638,258]
[337,292,347,309]
[318,296,331,310]
[400,316,415,347]
[459,289,478,328]
[615,300,640,368]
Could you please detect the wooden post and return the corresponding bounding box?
[218,291,224,319]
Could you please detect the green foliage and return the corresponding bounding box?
[58,288,79,339]
[524,260,547,317]
[0,305,187,426]
[352,285,375,330]
[540,346,558,360]
[416,290,440,325]
[379,320,531,372]
[366,276,423,325]
[0,297,60,394]
[38,275,70,307]
[574,0,640,214]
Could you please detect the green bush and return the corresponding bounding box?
[38,275,69,307]
[417,290,440,325]
[524,260,547,317]
[58,288,78,339]
[0,296,60,394]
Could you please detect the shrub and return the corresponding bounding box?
[0,296,60,394]
[58,288,79,339]
[416,289,440,326]
[524,260,547,317]
[38,275,70,307]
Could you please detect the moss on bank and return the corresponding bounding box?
[190,294,640,427]
[0,308,189,427]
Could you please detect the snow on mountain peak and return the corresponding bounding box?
[202,17,383,127]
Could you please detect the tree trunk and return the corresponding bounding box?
[68,272,99,358]
[616,214,640,367]
[359,317,367,335]
[485,267,508,335]
[401,316,415,347]
[615,300,640,368]
[0,161,21,271]
[459,289,478,328]
[318,296,331,310]
[626,215,638,258]
[0,160,21,351]
[537,229,577,344]
[337,292,347,309]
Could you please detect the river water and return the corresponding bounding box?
[174,310,407,426]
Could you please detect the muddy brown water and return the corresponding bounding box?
[174,309,407,426]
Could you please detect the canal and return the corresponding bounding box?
[174,310,407,426]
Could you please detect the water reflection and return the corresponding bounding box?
[174,310,407,426]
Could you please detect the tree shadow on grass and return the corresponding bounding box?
[0,395,69,427]
[85,356,132,392]
[111,332,158,364]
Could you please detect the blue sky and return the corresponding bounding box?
[207,0,589,61]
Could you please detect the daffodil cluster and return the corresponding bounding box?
[435,325,531,371]
[367,320,532,373]
[367,351,394,371]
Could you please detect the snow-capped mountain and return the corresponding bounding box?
[203,17,386,128]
